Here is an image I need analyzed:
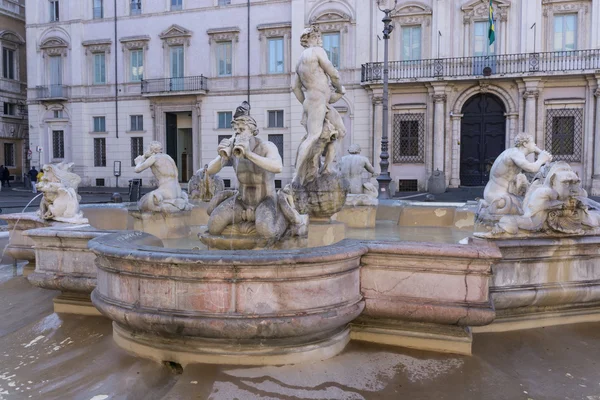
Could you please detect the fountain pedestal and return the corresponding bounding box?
[129,210,192,240]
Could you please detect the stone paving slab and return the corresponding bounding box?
[0,264,599,400]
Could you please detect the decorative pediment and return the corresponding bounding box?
[462,0,511,23]
[120,35,150,51]
[392,3,432,17]
[542,0,589,16]
[39,37,69,56]
[207,27,240,44]
[160,25,192,46]
[308,11,352,32]
[82,39,112,55]
[257,22,291,40]
[0,30,25,45]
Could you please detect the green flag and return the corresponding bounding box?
[488,0,496,46]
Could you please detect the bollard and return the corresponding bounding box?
[111,192,123,203]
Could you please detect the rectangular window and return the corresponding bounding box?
[171,0,182,10]
[218,0,230,5]
[554,14,577,51]
[94,138,106,166]
[52,130,64,159]
[402,26,421,61]
[268,134,284,164]
[130,115,143,131]
[546,108,583,162]
[49,0,59,22]
[3,143,15,167]
[268,37,284,74]
[93,116,106,132]
[3,103,15,116]
[93,53,106,84]
[216,41,232,77]
[322,32,341,68]
[53,110,63,118]
[217,111,232,129]
[93,0,103,19]
[2,48,15,79]
[473,21,496,56]
[392,113,425,163]
[267,110,284,128]
[131,137,144,166]
[130,0,141,15]
[130,49,143,82]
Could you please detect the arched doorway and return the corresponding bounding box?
[460,93,506,186]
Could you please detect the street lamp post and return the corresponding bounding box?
[375,0,397,199]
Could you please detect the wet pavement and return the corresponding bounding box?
[0,262,599,400]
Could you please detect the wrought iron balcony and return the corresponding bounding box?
[34,85,69,100]
[141,75,208,95]
[361,49,600,83]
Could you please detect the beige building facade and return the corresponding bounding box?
[363,0,600,194]
[24,0,600,194]
[1,0,27,182]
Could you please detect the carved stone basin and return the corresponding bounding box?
[89,231,365,365]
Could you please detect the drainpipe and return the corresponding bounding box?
[247,0,250,104]
[114,0,119,138]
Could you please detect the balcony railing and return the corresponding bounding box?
[361,49,600,83]
[141,76,208,95]
[34,85,69,100]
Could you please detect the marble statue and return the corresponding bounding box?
[292,25,346,187]
[477,133,552,222]
[476,161,600,237]
[202,102,307,248]
[340,144,378,206]
[36,162,88,224]
[188,164,224,203]
[134,141,191,213]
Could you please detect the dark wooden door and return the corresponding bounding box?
[460,94,506,186]
[165,112,178,167]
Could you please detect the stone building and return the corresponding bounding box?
[1,0,27,182]
[362,0,600,194]
[24,0,600,194]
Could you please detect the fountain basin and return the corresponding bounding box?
[24,225,124,315]
[474,235,600,332]
[89,231,365,365]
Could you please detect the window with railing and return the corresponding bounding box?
[545,108,583,163]
[130,0,141,15]
[130,115,143,131]
[392,113,425,163]
[49,0,59,22]
[131,137,144,166]
[52,130,64,159]
[93,0,103,19]
[2,47,15,79]
[554,14,577,51]
[268,134,284,164]
[94,138,107,166]
[402,26,421,61]
[3,143,15,167]
[171,0,182,11]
